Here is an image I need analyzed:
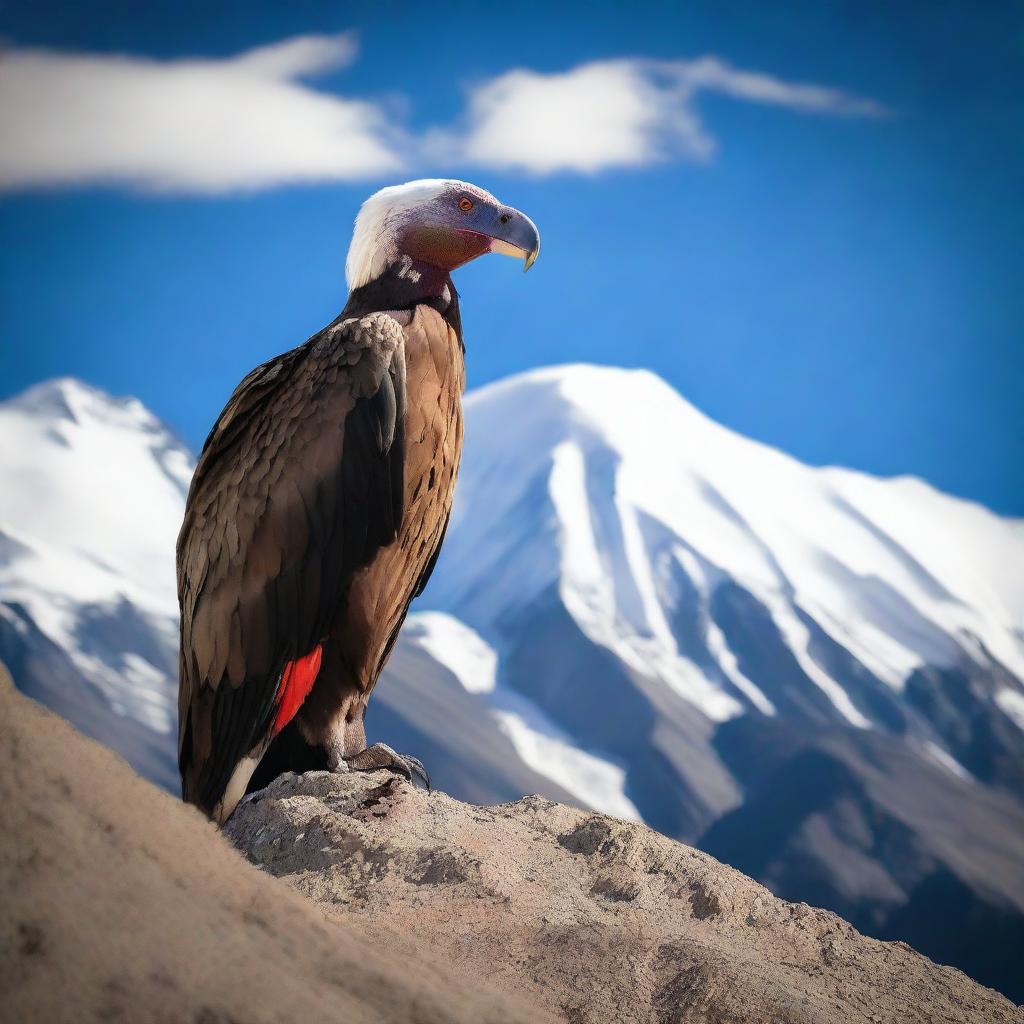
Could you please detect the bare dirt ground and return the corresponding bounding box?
[0,669,541,1024]
[2,661,1018,1024]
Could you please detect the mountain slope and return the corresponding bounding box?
[429,364,1024,734]
[701,713,1024,998]
[226,765,1020,1024]
[0,378,189,787]
[422,364,1024,830]
[0,377,630,813]
[373,612,640,818]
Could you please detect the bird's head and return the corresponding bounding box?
[345,179,540,292]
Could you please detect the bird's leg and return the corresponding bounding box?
[324,706,430,790]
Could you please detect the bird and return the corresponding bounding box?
[176,179,539,823]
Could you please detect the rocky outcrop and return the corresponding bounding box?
[2,657,1018,1024]
[0,669,539,1024]
[227,769,1021,1024]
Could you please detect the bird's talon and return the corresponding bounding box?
[404,755,431,792]
[344,742,430,790]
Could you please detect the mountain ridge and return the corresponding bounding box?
[423,362,1024,796]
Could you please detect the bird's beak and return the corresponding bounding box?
[488,209,541,273]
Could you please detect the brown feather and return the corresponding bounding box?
[177,310,417,815]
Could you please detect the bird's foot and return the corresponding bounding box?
[336,742,430,791]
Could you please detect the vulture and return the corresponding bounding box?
[177,179,539,823]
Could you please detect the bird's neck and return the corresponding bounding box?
[343,258,452,315]
[340,258,462,340]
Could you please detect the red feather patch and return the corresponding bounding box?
[272,645,323,734]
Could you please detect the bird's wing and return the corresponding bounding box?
[177,311,408,812]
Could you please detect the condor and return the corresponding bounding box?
[177,180,539,822]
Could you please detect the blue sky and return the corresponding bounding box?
[1,1,1021,513]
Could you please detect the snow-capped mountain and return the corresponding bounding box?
[431,364,1024,729]
[0,378,191,787]
[413,364,1024,1000]
[0,377,637,815]
[421,365,1024,828]
[2,371,1023,1001]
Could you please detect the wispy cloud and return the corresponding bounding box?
[455,57,888,175]
[0,36,887,192]
[0,33,403,193]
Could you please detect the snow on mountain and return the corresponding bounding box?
[0,378,189,737]
[402,612,640,820]
[4,369,1023,806]
[424,364,1024,767]
[0,376,639,821]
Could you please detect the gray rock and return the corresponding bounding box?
[227,769,1022,1024]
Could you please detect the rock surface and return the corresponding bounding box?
[0,669,540,1024]
[227,769,1022,1024]
[2,654,1019,1024]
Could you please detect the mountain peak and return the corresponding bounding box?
[463,363,731,474]
[4,376,98,420]
[468,362,707,420]
[0,377,193,615]
[3,376,171,438]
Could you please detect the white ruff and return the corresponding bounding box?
[345,178,493,290]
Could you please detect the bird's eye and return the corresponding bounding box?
[458,197,474,212]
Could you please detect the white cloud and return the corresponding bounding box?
[459,62,711,174]
[0,33,404,193]
[673,56,888,116]
[456,57,887,175]
[0,37,887,192]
